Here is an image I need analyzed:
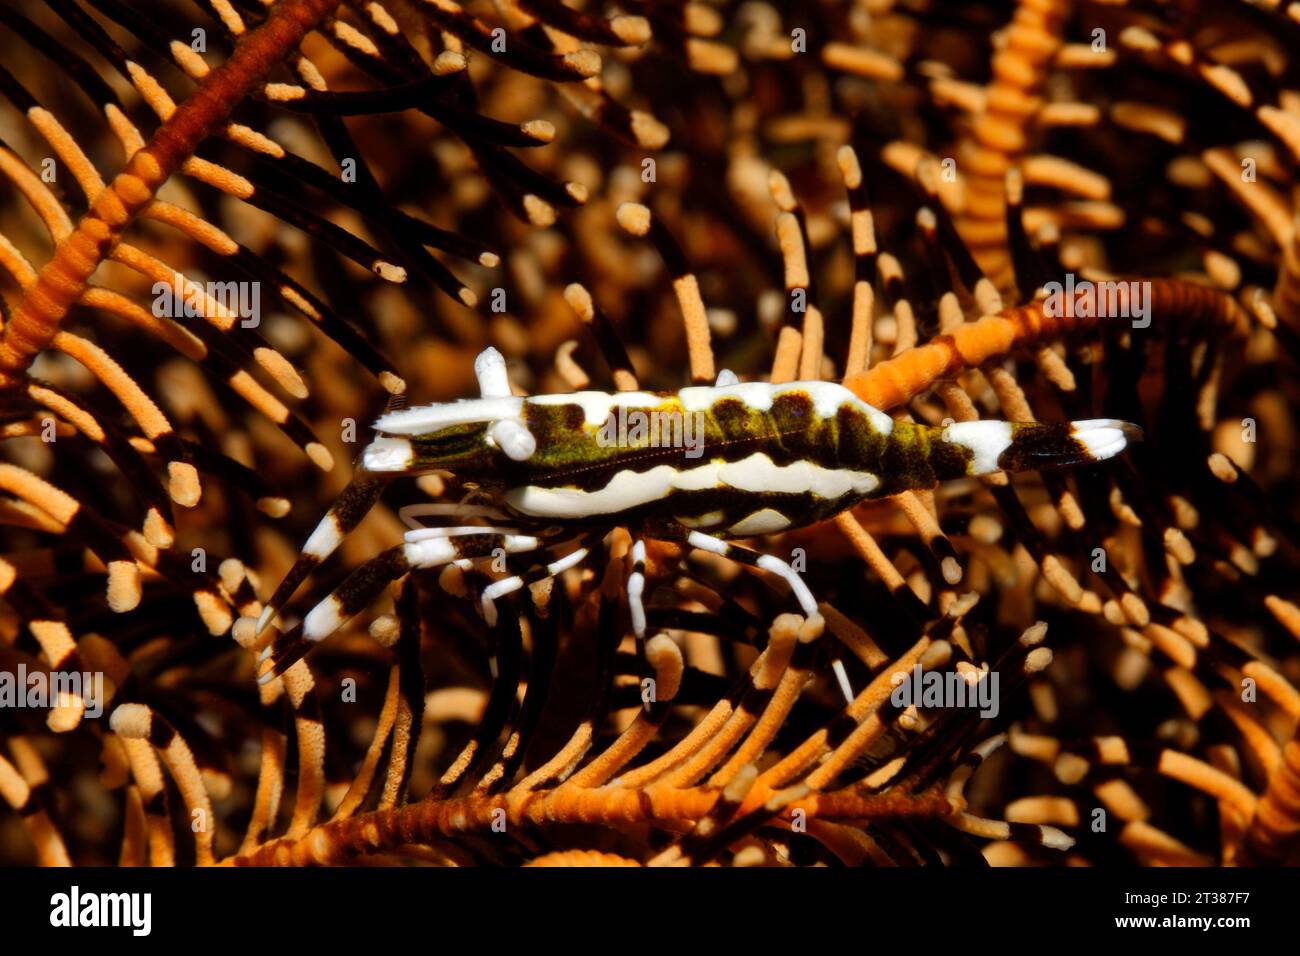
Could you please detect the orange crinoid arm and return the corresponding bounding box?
[843,278,1249,411]
[0,0,339,388]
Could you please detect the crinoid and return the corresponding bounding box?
[0,0,1298,876]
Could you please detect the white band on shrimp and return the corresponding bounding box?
[628,539,648,639]
[490,418,537,461]
[472,348,538,461]
[480,546,590,625]
[403,525,520,543]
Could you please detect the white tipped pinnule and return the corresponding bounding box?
[433,51,467,75]
[218,558,246,593]
[46,695,84,733]
[564,49,601,77]
[369,614,401,647]
[373,261,407,282]
[629,110,670,149]
[194,592,233,635]
[941,555,963,586]
[257,496,291,518]
[143,508,174,548]
[231,616,259,649]
[941,421,1014,475]
[645,634,683,699]
[1040,825,1076,851]
[306,443,334,471]
[168,461,201,507]
[1070,419,1143,461]
[1025,646,1054,674]
[715,368,740,387]
[110,703,151,739]
[564,282,594,318]
[616,202,652,236]
[610,14,651,45]
[521,119,555,143]
[523,195,555,227]
[107,561,142,613]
